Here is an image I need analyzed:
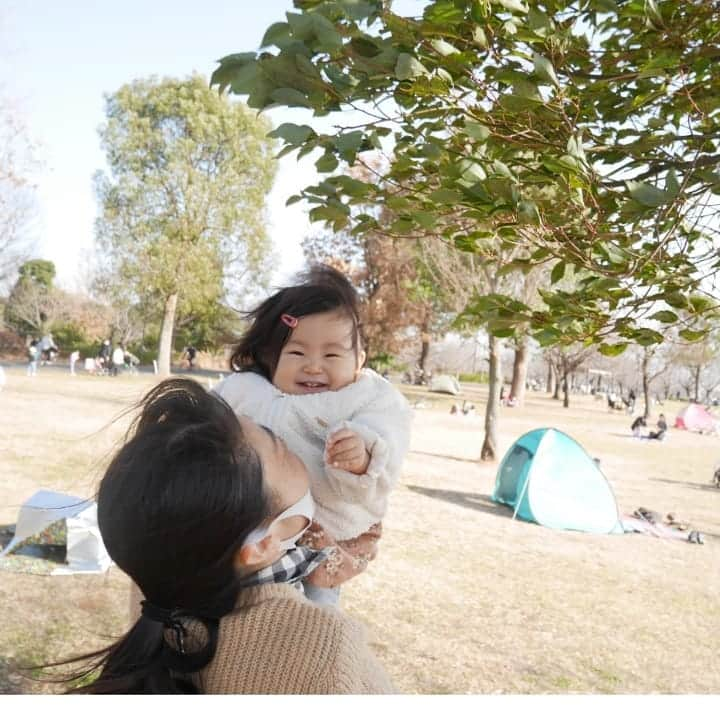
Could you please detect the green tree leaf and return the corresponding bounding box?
[431,39,460,56]
[472,26,489,48]
[598,342,628,357]
[626,180,669,207]
[650,310,678,323]
[679,328,707,342]
[315,151,339,172]
[268,122,316,145]
[270,87,312,108]
[395,53,430,81]
[550,261,566,285]
[496,0,529,14]
[533,53,560,87]
[261,22,291,49]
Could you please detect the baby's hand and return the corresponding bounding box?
[325,428,370,475]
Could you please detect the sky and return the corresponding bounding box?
[1,0,422,291]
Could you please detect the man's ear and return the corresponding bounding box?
[357,348,367,370]
[234,534,280,573]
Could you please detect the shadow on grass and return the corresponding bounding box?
[648,477,720,493]
[409,449,479,464]
[405,485,513,517]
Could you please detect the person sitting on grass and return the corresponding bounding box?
[631,415,646,438]
[646,413,667,441]
[40,379,393,694]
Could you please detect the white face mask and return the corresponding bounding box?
[242,489,314,552]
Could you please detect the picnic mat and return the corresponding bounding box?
[0,521,68,575]
[621,514,698,542]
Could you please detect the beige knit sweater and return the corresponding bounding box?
[129,583,395,694]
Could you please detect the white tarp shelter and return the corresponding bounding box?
[429,374,461,395]
[0,489,112,575]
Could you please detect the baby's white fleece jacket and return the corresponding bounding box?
[212,369,413,541]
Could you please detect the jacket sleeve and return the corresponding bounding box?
[211,371,274,416]
[324,385,412,504]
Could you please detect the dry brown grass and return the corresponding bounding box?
[1,369,718,694]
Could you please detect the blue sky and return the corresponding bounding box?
[2,0,422,290]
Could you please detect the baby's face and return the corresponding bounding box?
[273,310,365,395]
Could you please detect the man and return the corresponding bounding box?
[183,345,198,371]
[98,340,112,373]
[111,344,125,377]
[27,341,39,376]
[70,350,80,376]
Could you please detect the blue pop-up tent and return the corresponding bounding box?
[493,428,623,534]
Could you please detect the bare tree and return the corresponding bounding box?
[303,219,426,365]
[547,345,595,408]
[638,345,674,418]
[673,330,720,403]
[4,280,71,337]
[0,93,37,289]
[417,236,523,460]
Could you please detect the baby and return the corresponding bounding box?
[213,265,412,605]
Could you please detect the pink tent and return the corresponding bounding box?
[674,404,718,433]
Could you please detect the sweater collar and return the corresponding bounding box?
[233,582,307,609]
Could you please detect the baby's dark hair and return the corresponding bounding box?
[230,264,362,380]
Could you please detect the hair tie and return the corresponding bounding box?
[141,599,188,654]
[280,313,298,329]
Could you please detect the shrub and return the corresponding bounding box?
[0,328,26,358]
[459,372,489,384]
[50,322,91,354]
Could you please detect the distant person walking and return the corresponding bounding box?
[111,345,125,377]
[631,416,646,438]
[26,341,39,376]
[38,333,58,365]
[183,345,197,371]
[69,350,80,376]
[628,388,636,414]
[98,340,111,374]
[123,350,140,375]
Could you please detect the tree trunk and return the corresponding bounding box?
[481,333,501,461]
[546,361,553,394]
[562,359,570,408]
[418,333,430,373]
[642,352,651,419]
[693,365,701,402]
[510,337,529,407]
[552,362,561,400]
[158,292,178,376]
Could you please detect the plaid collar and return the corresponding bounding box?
[237,545,330,589]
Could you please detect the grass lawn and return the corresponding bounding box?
[1,367,718,694]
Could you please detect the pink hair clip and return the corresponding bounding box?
[280,313,298,329]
